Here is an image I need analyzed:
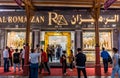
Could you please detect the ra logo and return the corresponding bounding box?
[48,12,68,25]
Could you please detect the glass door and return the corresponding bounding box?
[44,32,71,63]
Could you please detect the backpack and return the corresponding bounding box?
[13,53,20,63]
[118,55,120,67]
[108,55,112,64]
[14,53,19,60]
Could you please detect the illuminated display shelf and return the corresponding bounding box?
[83,31,112,50]
[7,31,32,49]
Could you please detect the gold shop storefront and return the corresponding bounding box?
[0,10,119,64]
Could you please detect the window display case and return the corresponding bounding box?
[83,31,112,50]
[83,31,112,62]
[7,31,32,49]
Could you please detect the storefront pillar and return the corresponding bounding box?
[23,0,32,76]
[92,0,101,76]
[0,29,6,66]
[32,29,40,49]
[117,27,120,53]
[113,29,119,49]
[75,30,82,51]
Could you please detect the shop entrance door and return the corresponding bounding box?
[44,32,71,63]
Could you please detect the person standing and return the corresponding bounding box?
[39,49,51,75]
[35,44,41,68]
[35,44,40,53]
[13,49,21,72]
[3,46,10,72]
[8,47,14,67]
[56,45,61,60]
[61,51,67,75]
[20,49,23,65]
[101,47,110,73]
[75,48,87,78]
[21,46,25,70]
[111,48,120,78]
[46,45,52,62]
[29,49,40,78]
[68,50,74,71]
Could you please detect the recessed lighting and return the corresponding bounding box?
[112,24,116,27]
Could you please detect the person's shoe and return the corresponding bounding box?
[63,73,67,76]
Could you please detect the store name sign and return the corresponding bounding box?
[0,12,118,25]
[0,12,89,25]
[0,16,45,24]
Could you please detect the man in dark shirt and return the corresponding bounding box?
[13,49,20,72]
[75,48,87,78]
[101,47,110,73]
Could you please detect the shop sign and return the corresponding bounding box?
[0,12,118,26]
[0,12,85,26]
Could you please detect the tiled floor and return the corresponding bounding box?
[0,76,113,78]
